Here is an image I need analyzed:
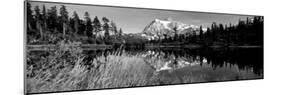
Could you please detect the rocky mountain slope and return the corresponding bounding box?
[142,18,204,40]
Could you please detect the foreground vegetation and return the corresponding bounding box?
[26,41,262,93]
[26,41,151,93]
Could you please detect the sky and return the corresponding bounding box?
[29,1,254,34]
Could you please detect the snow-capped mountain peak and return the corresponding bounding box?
[142,18,203,40]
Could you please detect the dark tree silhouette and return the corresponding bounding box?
[197,16,263,46]
[84,12,93,37]
[102,17,110,43]
[27,3,123,45]
[26,2,33,34]
[59,5,69,37]
[34,5,43,40]
[93,16,101,35]
[47,6,58,32]
[42,5,47,32]
[72,11,80,35]
[199,25,203,41]
[118,28,123,36]
[110,21,118,35]
[173,24,178,41]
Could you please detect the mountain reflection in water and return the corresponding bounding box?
[83,47,263,84]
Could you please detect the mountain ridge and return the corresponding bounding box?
[142,18,204,41]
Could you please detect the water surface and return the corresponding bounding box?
[27,47,263,88]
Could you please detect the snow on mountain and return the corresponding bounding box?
[142,18,204,40]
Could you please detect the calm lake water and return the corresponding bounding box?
[83,47,263,84]
[27,47,263,87]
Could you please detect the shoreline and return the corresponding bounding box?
[27,44,263,51]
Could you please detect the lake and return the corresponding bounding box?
[26,46,263,92]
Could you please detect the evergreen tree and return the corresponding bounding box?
[34,5,43,40]
[34,6,41,20]
[173,24,178,41]
[84,12,93,37]
[26,2,33,33]
[218,23,224,41]
[92,16,101,35]
[205,27,211,45]
[69,17,75,34]
[73,11,80,35]
[59,5,69,37]
[42,5,47,31]
[119,28,123,36]
[47,6,58,31]
[110,21,118,35]
[199,25,203,41]
[211,22,217,42]
[102,17,110,42]
[78,19,86,35]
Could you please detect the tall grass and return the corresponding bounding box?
[26,41,154,93]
